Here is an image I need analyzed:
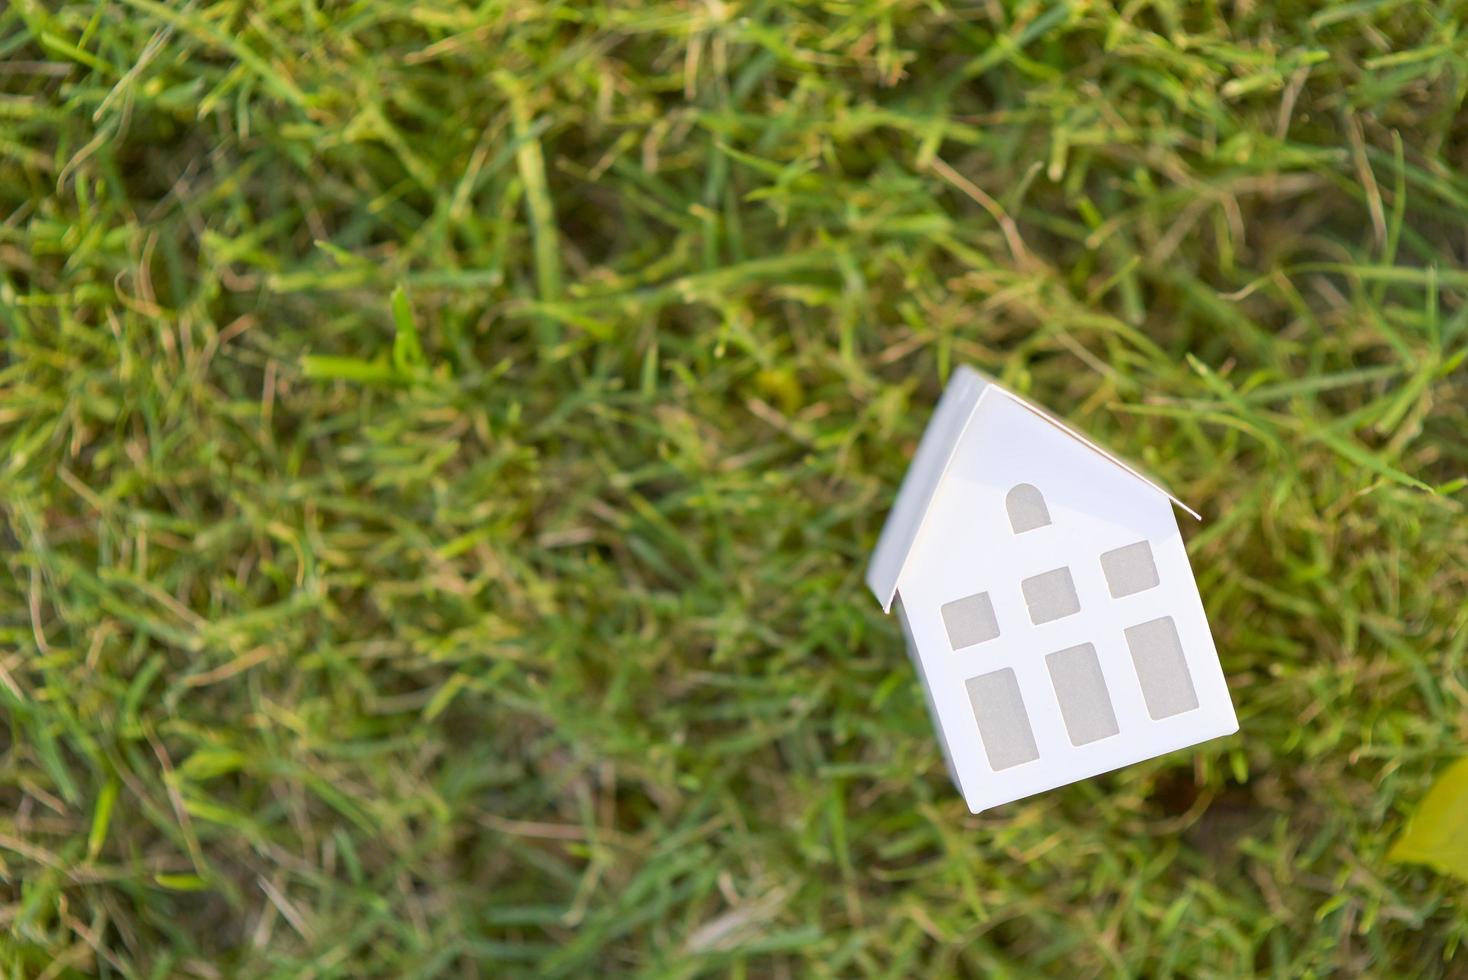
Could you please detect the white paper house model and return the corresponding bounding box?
[867,367,1237,813]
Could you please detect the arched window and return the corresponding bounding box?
[1006,483,1050,533]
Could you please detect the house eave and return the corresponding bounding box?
[865,366,990,613]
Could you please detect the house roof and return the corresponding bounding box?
[865,366,1199,613]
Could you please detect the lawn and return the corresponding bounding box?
[2,0,1467,975]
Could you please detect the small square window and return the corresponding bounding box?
[941,592,1000,650]
[1021,567,1080,624]
[1101,540,1160,598]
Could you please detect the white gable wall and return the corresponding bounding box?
[894,394,1236,812]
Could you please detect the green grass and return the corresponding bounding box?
[2,0,1466,975]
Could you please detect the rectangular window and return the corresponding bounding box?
[1046,643,1120,745]
[965,668,1040,770]
[1124,616,1199,719]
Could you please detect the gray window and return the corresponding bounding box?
[1046,643,1120,745]
[1124,616,1199,719]
[1006,483,1051,533]
[1101,540,1160,597]
[941,592,1000,650]
[1021,566,1080,624]
[966,668,1040,770]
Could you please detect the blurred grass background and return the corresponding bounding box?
[2,0,1467,975]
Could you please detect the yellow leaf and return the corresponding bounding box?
[1388,757,1468,882]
